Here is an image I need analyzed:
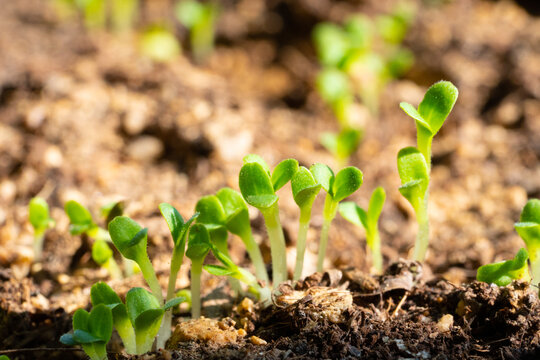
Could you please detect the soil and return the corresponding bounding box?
[0,0,539,359]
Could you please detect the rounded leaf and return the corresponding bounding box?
[108,216,148,261]
[292,166,321,208]
[520,199,540,224]
[216,188,250,236]
[195,195,226,228]
[88,304,113,342]
[65,200,95,234]
[242,154,270,174]
[312,22,350,66]
[159,203,184,246]
[186,223,211,260]
[367,187,386,225]
[72,308,90,331]
[310,163,334,193]
[239,162,278,209]
[91,240,113,265]
[477,248,531,286]
[125,287,162,327]
[29,197,51,231]
[339,202,368,229]
[417,81,458,135]
[271,159,299,191]
[332,166,363,202]
[316,68,351,104]
[397,147,429,186]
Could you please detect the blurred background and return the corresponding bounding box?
[0,0,539,298]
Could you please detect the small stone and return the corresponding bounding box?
[250,336,267,345]
[436,314,454,332]
[237,329,247,337]
[126,136,163,162]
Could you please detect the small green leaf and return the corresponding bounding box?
[88,304,113,342]
[65,200,95,235]
[399,102,430,132]
[332,166,363,202]
[339,202,368,229]
[100,201,124,226]
[316,68,352,104]
[367,187,386,226]
[239,162,278,209]
[243,154,271,174]
[175,0,205,28]
[216,188,250,236]
[345,14,373,50]
[195,195,226,228]
[397,147,429,186]
[126,288,163,333]
[203,264,236,277]
[29,197,53,231]
[335,128,362,161]
[139,26,180,62]
[292,166,321,209]
[320,132,338,158]
[186,224,211,260]
[59,333,77,346]
[312,22,350,67]
[91,282,122,307]
[477,248,531,286]
[73,329,102,344]
[417,81,458,136]
[310,163,334,193]
[91,240,113,265]
[515,199,540,254]
[163,297,185,311]
[72,309,90,331]
[108,216,148,262]
[271,159,299,191]
[519,199,540,223]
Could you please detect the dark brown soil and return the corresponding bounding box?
[1,0,539,359]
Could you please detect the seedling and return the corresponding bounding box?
[92,240,122,280]
[65,200,110,241]
[139,25,181,62]
[291,167,322,280]
[239,155,298,285]
[339,187,386,273]
[60,304,113,360]
[477,248,531,286]
[310,163,363,272]
[515,199,540,287]
[89,282,183,355]
[398,81,458,261]
[320,128,363,168]
[175,0,219,62]
[28,197,55,261]
[216,187,269,284]
[399,81,458,172]
[186,223,212,318]
[90,282,136,354]
[108,216,163,304]
[205,243,271,307]
[159,203,198,342]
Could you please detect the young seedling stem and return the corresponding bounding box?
[515,198,540,288]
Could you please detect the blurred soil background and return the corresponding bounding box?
[0,0,539,358]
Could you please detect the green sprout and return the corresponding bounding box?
[186,223,212,318]
[216,188,269,284]
[477,248,531,287]
[196,195,242,294]
[239,155,298,285]
[139,25,181,62]
[310,164,363,272]
[398,81,458,262]
[515,199,540,287]
[108,216,163,304]
[28,197,55,262]
[175,0,219,62]
[320,128,363,168]
[159,203,198,342]
[90,282,136,354]
[60,304,113,360]
[0,355,9,360]
[339,187,386,274]
[205,242,271,307]
[89,282,183,355]
[65,200,110,241]
[111,0,139,32]
[399,81,459,172]
[291,167,322,280]
[397,147,429,261]
[92,240,122,280]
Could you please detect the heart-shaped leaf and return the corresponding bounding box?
[271,159,299,191]
[216,188,250,236]
[310,163,334,193]
[332,166,363,202]
[417,81,458,135]
[186,224,211,260]
[109,216,148,262]
[292,166,321,209]
[239,162,278,209]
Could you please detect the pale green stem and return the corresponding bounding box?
[241,230,269,284]
[412,200,429,262]
[135,328,156,355]
[317,195,339,273]
[82,344,99,360]
[190,259,203,318]
[367,229,383,274]
[416,128,433,172]
[104,257,123,280]
[111,0,138,32]
[122,257,136,277]
[33,232,45,262]
[530,248,540,289]
[157,247,184,350]
[236,268,271,307]
[136,255,163,303]
[294,207,312,280]
[260,203,287,286]
[94,227,111,242]
[215,240,242,296]
[114,317,136,355]
[93,343,108,360]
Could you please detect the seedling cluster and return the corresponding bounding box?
[313,5,415,165]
